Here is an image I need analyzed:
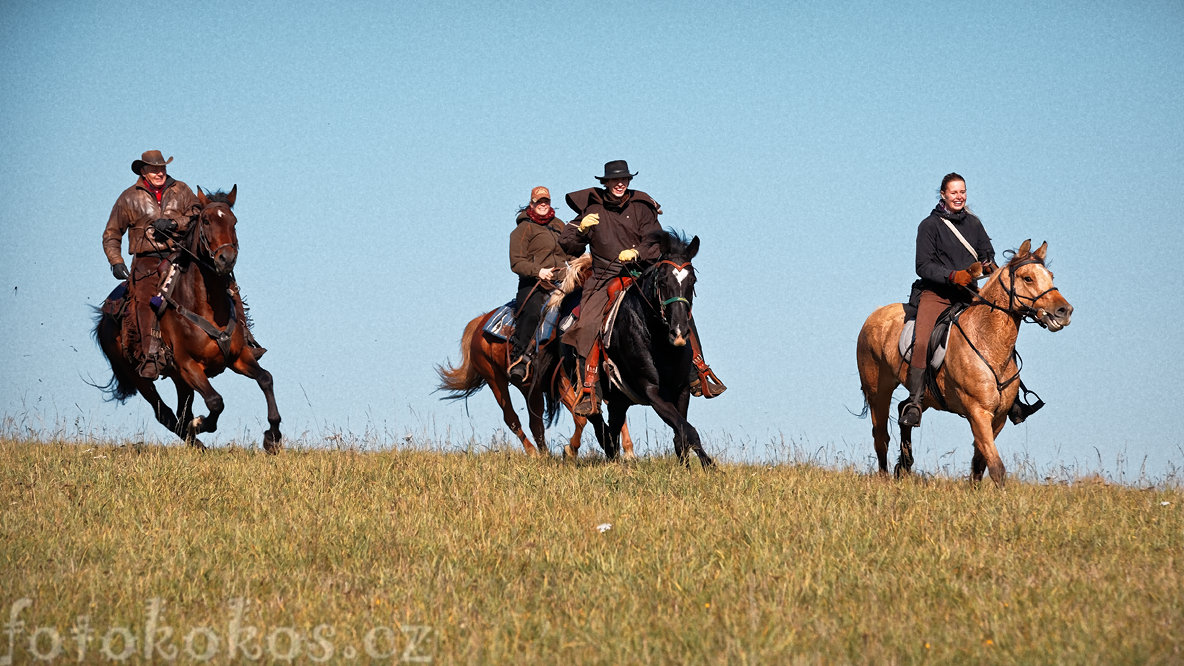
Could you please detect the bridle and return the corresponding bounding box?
[968,257,1060,326]
[645,259,693,324]
[196,202,239,262]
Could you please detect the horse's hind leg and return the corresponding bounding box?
[526,386,548,456]
[604,401,629,461]
[175,360,224,438]
[486,371,535,455]
[861,364,897,476]
[896,423,915,478]
[619,421,636,461]
[230,355,283,454]
[136,378,185,443]
[558,371,584,459]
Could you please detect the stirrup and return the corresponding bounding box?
[1008,382,1044,425]
[690,367,727,398]
[137,356,162,380]
[572,387,599,417]
[508,356,531,383]
[898,400,922,428]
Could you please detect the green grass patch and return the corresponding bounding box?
[1,437,1181,663]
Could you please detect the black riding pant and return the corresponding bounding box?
[511,278,547,358]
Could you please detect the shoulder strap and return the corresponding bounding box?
[940,217,978,259]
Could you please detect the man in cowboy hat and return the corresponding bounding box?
[103,150,266,380]
[103,150,200,379]
[560,160,726,416]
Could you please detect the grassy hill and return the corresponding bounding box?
[1,437,1180,663]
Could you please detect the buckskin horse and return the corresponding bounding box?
[856,240,1072,485]
[574,230,715,468]
[93,186,282,453]
[436,260,634,458]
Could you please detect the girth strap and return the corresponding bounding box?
[169,290,238,362]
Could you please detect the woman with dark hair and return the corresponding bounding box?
[899,173,999,427]
[507,186,574,382]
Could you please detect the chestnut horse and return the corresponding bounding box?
[856,240,1072,485]
[436,301,634,459]
[94,186,282,453]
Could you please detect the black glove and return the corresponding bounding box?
[111,262,129,280]
[152,218,178,235]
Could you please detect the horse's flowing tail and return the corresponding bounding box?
[91,307,138,402]
[436,314,488,400]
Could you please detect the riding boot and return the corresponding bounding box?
[508,345,532,383]
[898,367,926,427]
[686,322,726,398]
[138,330,164,380]
[1008,380,1045,424]
[573,341,602,417]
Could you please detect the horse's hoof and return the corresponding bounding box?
[263,432,282,455]
[187,438,207,451]
[563,444,577,460]
[191,416,204,432]
[622,451,637,462]
[894,462,910,478]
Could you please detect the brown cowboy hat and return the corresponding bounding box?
[595,159,638,182]
[131,150,174,175]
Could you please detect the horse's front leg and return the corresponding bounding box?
[967,407,1006,486]
[558,371,584,459]
[644,386,713,469]
[135,377,182,441]
[175,359,224,438]
[230,354,283,454]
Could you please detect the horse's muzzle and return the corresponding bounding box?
[213,248,238,276]
[1038,301,1073,331]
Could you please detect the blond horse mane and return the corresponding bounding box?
[546,254,593,311]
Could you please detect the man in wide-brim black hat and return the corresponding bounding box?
[559,160,727,416]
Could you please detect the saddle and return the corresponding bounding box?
[898,301,969,371]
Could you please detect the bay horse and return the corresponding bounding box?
[93,186,282,453]
[575,230,715,468]
[436,264,634,458]
[856,240,1072,485]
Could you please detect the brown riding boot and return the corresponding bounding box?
[573,342,602,417]
[687,326,726,398]
[138,331,164,380]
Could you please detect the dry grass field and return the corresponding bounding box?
[1,436,1181,663]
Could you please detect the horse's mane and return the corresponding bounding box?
[648,228,694,258]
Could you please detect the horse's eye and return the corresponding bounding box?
[1022,276,1033,283]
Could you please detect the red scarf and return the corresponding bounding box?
[527,207,555,224]
[141,177,165,203]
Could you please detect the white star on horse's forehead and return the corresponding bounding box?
[673,268,689,284]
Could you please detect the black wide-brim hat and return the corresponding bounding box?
[131,150,173,175]
[595,159,638,182]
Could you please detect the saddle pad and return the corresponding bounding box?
[899,319,950,370]
[101,282,130,318]
[482,299,562,345]
[482,301,517,340]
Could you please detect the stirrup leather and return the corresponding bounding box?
[573,347,601,416]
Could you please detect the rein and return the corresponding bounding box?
[647,259,692,322]
[952,257,1055,394]
[157,205,240,362]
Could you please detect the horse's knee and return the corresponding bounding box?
[205,393,225,414]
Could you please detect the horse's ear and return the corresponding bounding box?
[688,236,700,259]
[656,233,671,256]
[227,184,237,208]
[1017,239,1032,257]
[1034,241,1048,261]
[196,186,208,206]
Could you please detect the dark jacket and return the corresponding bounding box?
[102,176,199,265]
[914,206,995,301]
[559,187,663,275]
[509,210,572,283]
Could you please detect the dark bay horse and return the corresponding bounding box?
[576,230,715,468]
[94,186,282,453]
[857,240,1072,485]
[436,277,634,458]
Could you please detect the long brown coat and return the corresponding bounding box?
[559,187,663,355]
[102,176,199,266]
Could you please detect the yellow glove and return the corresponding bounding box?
[618,248,639,262]
[577,213,600,233]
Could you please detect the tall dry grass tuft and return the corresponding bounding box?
[1,437,1181,663]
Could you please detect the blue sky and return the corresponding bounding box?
[2,1,1181,481]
